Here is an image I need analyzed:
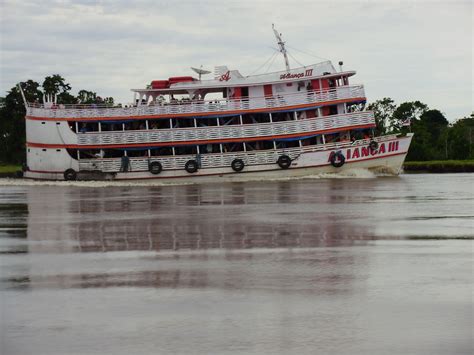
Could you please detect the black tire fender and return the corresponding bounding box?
[330,151,345,168]
[277,155,292,169]
[185,160,199,173]
[231,158,245,172]
[369,140,379,151]
[64,168,77,181]
[149,161,163,175]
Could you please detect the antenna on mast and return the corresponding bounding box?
[272,24,290,72]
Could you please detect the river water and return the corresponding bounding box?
[0,173,472,354]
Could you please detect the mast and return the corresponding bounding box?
[272,24,290,72]
[17,83,28,109]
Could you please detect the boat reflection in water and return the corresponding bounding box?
[2,176,472,355]
[16,180,377,290]
[25,181,376,255]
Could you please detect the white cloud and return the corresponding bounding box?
[0,0,472,119]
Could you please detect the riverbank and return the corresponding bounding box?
[403,160,474,173]
[0,165,21,178]
[2,161,473,178]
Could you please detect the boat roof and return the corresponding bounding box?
[131,61,356,95]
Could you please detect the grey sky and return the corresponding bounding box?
[1,0,472,120]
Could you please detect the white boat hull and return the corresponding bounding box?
[24,134,413,183]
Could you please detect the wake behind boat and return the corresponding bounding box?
[21,26,412,182]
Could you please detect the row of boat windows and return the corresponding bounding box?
[59,129,373,160]
[68,103,366,133]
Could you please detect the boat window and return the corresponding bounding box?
[150,147,173,156]
[271,112,293,122]
[124,121,146,130]
[198,144,221,154]
[276,140,300,149]
[126,149,148,157]
[171,118,195,128]
[68,121,77,132]
[303,109,318,119]
[102,149,125,158]
[329,105,338,116]
[218,116,239,126]
[79,149,102,159]
[300,136,320,146]
[174,146,197,155]
[78,122,99,133]
[241,113,269,125]
[222,143,244,153]
[149,119,171,130]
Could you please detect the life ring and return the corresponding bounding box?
[277,155,292,169]
[369,140,379,151]
[231,158,245,172]
[149,161,162,175]
[185,160,199,173]
[330,151,345,168]
[64,168,77,181]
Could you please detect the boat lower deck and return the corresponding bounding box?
[23,134,413,182]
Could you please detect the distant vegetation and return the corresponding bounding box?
[368,98,474,162]
[0,75,115,164]
[0,75,473,165]
[403,160,474,173]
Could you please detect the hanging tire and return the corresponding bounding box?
[369,140,379,151]
[185,160,199,173]
[231,158,245,172]
[277,155,292,169]
[149,161,162,175]
[64,168,77,181]
[330,151,345,168]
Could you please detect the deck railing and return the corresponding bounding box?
[78,135,397,173]
[27,85,366,120]
[77,111,375,146]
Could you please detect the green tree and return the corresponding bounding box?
[1,75,115,164]
[367,97,396,134]
[0,80,43,164]
[77,90,97,104]
[447,114,474,160]
[42,74,71,96]
[392,101,428,132]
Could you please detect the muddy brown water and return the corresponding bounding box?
[0,173,472,354]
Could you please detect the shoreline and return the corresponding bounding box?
[1,160,473,179]
[403,160,474,173]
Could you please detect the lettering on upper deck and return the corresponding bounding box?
[219,71,231,81]
[280,69,313,80]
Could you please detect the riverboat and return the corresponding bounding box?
[21,26,412,182]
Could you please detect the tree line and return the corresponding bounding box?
[0,75,115,164]
[368,98,473,161]
[0,75,473,164]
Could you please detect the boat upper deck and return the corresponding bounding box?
[26,84,366,121]
[131,62,355,95]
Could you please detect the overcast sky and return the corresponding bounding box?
[1,0,472,120]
